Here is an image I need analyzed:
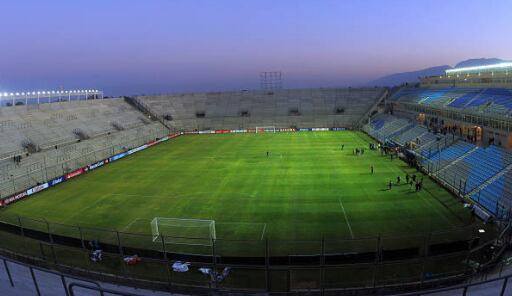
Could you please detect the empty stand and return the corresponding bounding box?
[137,88,385,131]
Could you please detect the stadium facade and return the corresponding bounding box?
[0,63,512,295]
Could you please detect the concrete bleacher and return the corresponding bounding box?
[137,88,385,131]
[0,98,148,160]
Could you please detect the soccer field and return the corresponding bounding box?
[0,131,482,255]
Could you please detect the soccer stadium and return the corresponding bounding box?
[1,2,512,296]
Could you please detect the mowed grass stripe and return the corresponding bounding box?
[0,131,475,243]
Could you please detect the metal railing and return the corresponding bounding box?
[1,255,101,296]
[0,212,510,294]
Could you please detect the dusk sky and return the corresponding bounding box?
[1,0,511,96]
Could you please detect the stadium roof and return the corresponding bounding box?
[445,62,512,75]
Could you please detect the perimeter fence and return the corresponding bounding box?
[0,212,510,293]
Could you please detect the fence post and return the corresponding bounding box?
[29,266,42,296]
[60,275,70,296]
[3,258,14,287]
[116,231,123,256]
[375,235,381,263]
[46,219,54,244]
[211,238,217,277]
[265,238,270,292]
[77,226,86,250]
[320,237,325,292]
[500,277,509,296]
[161,235,167,260]
[17,215,24,237]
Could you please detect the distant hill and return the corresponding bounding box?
[368,58,511,87]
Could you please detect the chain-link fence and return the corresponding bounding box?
[0,211,509,293]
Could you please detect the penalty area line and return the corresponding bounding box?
[338,199,354,239]
[119,218,147,233]
[260,223,267,240]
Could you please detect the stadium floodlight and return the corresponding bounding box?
[445,62,512,74]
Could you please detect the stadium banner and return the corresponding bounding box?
[48,176,65,187]
[88,160,106,171]
[26,183,49,196]
[247,128,256,133]
[146,139,157,146]
[184,131,199,135]
[279,128,296,132]
[110,151,129,162]
[158,136,170,142]
[2,191,28,206]
[230,129,247,133]
[298,128,312,132]
[199,130,215,134]
[169,133,180,139]
[215,129,231,134]
[66,168,86,180]
[331,127,347,131]
[312,128,329,132]
[128,144,148,155]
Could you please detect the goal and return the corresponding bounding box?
[255,126,277,133]
[150,217,216,246]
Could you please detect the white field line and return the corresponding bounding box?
[338,199,354,239]
[260,223,267,240]
[120,218,147,232]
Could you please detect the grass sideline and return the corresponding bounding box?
[0,131,485,255]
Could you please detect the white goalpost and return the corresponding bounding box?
[255,126,277,133]
[150,217,216,246]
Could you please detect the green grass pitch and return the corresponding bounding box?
[0,131,482,255]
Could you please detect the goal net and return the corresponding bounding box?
[256,126,276,133]
[150,217,216,246]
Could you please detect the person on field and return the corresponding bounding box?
[371,165,374,174]
[397,176,401,184]
[266,151,269,157]
[388,180,392,190]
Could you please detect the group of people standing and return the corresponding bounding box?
[388,173,423,192]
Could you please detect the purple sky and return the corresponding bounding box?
[1,0,511,96]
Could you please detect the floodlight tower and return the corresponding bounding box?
[260,71,283,90]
